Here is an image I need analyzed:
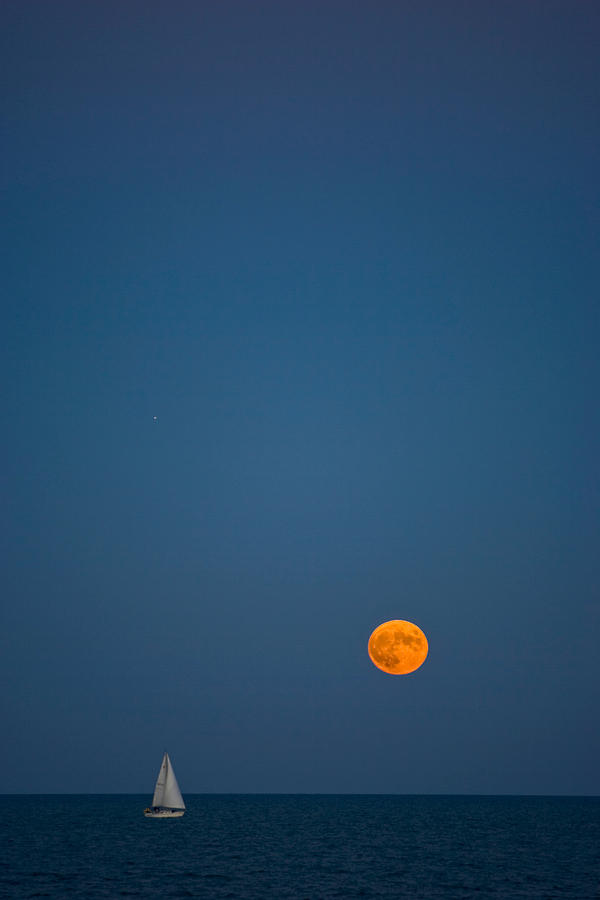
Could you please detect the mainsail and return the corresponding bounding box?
[152,752,185,809]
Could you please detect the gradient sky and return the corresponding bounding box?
[3,1,599,795]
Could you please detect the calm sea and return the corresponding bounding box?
[0,795,598,899]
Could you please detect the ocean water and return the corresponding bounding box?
[1,795,598,899]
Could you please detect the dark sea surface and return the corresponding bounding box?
[1,795,598,899]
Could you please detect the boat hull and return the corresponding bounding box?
[144,807,185,818]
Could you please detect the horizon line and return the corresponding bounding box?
[2,791,599,798]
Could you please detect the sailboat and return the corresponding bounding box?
[144,752,186,818]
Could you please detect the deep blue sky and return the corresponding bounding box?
[3,1,599,794]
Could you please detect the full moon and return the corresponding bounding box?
[368,620,428,675]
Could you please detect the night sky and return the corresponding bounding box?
[3,1,599,795]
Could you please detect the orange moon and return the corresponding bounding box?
[368,620,428,675]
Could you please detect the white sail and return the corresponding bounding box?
[152,752,185,809]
